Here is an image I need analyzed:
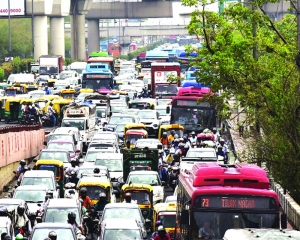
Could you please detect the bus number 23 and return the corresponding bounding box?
[202,198,210,207]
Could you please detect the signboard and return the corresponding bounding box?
[175,100,211,107]
[0,0,25,16]
[195,196,277,210]
[85,74,111,79]
[154,71,178,84]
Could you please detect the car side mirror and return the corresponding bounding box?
[161,181,165,186]
[166,106,170,114]
[53,87,57,90]
[43,141,47,145]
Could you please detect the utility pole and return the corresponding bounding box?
[8,0,12,62]
[31,0,34,58]
[107,20,109,54]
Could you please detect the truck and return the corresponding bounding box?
[61,101,96,151]
[122,149,158,183]
[69,62,87,77]
[39,55,63,76]
[150,62,181,99]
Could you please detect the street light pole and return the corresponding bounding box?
[31,0,34,59]
[8,0,12,62]
[107,20,109,54]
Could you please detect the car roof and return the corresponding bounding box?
[56,127,79,132]
[95,153,122,160]
[47,198,79,208]
[40,149,69,154]
[79,176,110,183]
[188,148,216,152]
[103,218,139,230]
[136,139,160,143]
[0,199,26,205]
[128,171,158,175]
[33,222,74,229]
[79,163,108,170]
[15,185,48,191]
[23,170,54,178]
[48,140,74,144]
[110,113,133,117]
[104,203,140,209]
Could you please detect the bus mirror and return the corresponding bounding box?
[181,210,189,224]
[281,214,287,229]
[166,106,170,114]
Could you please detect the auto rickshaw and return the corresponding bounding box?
[77,176,116,206]
[0,97,9,121]
[80,88,94,93]
[158,124,184,140]
[124,123,146,136]
[47,79,57,88]
[35,95,62,113]
[4,98,22,123]
[125,129,148,148]
[60,89,76,100]
[120,183,153,230]
[152,202,177,237]
[0,83,12,90]
[4,87,17,97]
[45,98,72,123]
[35,159,65,198]
[129,99,156,110]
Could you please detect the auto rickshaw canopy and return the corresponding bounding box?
[80,88,94,93]
[158,124,184,139]
[124,123,146,136]
[35,159,64,181]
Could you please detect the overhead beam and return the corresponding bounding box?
[86,1,173,19]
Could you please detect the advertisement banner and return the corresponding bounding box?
[154,71,178,84]
[0,0,25,16]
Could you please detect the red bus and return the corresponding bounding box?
[167,93,217,134]
[109,43,122,57]
[176,162,284,240]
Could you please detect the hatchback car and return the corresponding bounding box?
[134,139,162,150]
[29,222,78,240]
[35,149,71,169]
[46,140,80,162]
[77,162,110,179]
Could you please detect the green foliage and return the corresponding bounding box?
[116,55,129,60]
[126,40,166,60]
[184,0,300,202]
[0,68,4,82]
[64,58,75,66]
[12,57,21,74]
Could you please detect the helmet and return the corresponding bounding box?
[156,220,162,226]
[80,187,87,195]
[171,130,175,135]
[170,148,175,154]
[99,192,106,198]
[20,160,26,165]
[179,143,185,148]
[17,204,25,215]
[173,139,179,144]
[158,226,165,232]
[48,231,57,239]
[162,132,167,137]
[179,138,184,142]
[68,212,76,220]
[191,131,195,135]
[49,102,53,106]
[15,234,23,240]
[174,134,179,139]
[219,138,225,143]
[94,168,100,173]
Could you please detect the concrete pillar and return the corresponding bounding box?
[71,14,86,61]
[87,19,100,57]
[50,17,65,58]
[34,16,48,61]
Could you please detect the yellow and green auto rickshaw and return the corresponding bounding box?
[4,97,22,123]
[158,124,184,140]
[152,202,177,237]
[124,123,146,136]
[121,183,153,230]
[4,87,17,97]
[35,95,63,113]
[60,89,76,100]
[0,97,9,121]
[77,176,116,207]
[35,159,65,198]
[129,98,156,110]
[47,79,57,88]
[125,129,148,148]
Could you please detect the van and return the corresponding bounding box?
[7,74,35,85]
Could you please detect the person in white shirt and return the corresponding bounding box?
[122,192,137,204]
[14,205,28,236]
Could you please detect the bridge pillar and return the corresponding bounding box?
[70,0,93,60]
[87,19,100,56]
[50,17,65,57]
[33,16,48,60]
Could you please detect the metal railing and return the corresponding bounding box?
[0,125,41,134]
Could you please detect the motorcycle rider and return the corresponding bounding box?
[154,226,171,240]
[93,193,109,217]
[67,212,85,235]
[219,138,229,162]
[171,153,180,166]
[68,171,79,186]
[16,160,27,178]
[65,159,79,175]
[132,92,138,100]
[45,86,50,95]
[216,145,227,163]
[158,164,168,183]
[40,194,53,213]
[29,104,37,122]
[17,166,29,186]
[79,187,92,209]
[47,231,57,240]
[152,221,171,239]
[47,102,56,127]
[171,139,180,152]
[168,130,175,142]
[160,132,169,146]
[165,148,175,164]
[141,88,148,98]
[158,150,166,166]
[14,204,28,236]
[189,131,197,147]
[212,127,220,143]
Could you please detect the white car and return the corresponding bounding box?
[126,171,164,204]
[156,105,171,125]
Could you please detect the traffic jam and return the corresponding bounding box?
[0,43,299,240]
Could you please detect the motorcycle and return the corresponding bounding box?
[82,210,101,239]
[41,113,54,127]
[20,112,37,125]
[169,165,179,191]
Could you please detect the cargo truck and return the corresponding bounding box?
[39,55,63,76]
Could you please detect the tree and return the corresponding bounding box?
[183,0,300,202]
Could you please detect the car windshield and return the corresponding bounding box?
[32,228,74,240]
[77,168,107,178]
[96,108,106,118]
[85,186,106,200]
[158,214,176,228]
[55,85,67,90]
[85,151,100,162]
[47,143,74,152]
[156,108,169,117]
[59,73,73,80]
[30,93,45,99]
[187,150,216,158]
[121,110,139,116]
[103,229,141,240]
[135,140,160,148]
[14,190,45,202]
[39,152,69,163]
[103,208,141,221]
[127,191,150,204]
[45,208,80,223]
[111,106,125,114]
[109,116,134,125]
[157,99,171,106]
[115,124,126,132]
[192,211,278,238]
[61,120,85,130]
[127,174,160,186]
[77,93,90,100]
[21,177,54,190]
[89,143,114,148]
[95,159,122,171]
[48,135,73,144]
[137,111,156,119]
[0,204,18,212]
[93,134,117,141]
